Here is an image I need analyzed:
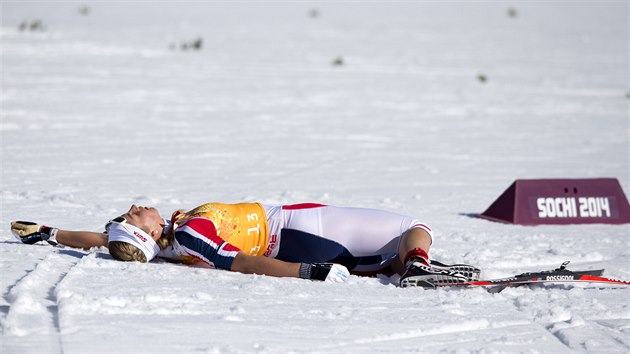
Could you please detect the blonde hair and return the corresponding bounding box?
[155,209,184,250]
[108,241,147,263]
[156,233,173,250]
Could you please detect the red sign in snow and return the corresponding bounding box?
[479,178,630,225]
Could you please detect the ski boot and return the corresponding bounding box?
[429,259,481,281]
[400,248,469,288]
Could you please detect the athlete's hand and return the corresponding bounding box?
[323,264,350,283]
[300,263,350,283]
[10,221,58,245]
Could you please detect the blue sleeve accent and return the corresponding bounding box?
[175,231,236,270]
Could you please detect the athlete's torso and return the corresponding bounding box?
[158,202,269,268]
[179,202,269,256]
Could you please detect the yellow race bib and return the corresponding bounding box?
[173,202,269,256]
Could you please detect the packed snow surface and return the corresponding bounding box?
[1,1,629,353]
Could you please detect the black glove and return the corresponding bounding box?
[299,263,349,283]
[10,221,59,246]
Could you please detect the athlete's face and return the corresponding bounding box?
[123,204,163,240]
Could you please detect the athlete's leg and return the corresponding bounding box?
[278,204,433,274]
[392,228,432,275]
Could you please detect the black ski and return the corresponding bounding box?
[435,261,630,293]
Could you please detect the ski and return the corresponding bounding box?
[435,261,630,293]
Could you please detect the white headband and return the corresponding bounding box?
[107,222,160,261]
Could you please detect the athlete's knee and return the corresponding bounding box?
[404,228,432,247]
[405,223,433,246]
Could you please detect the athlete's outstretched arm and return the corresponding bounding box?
[231,252,349,283]
[231,252,300,278]
[11,221,107,249]
[56,230,108,248]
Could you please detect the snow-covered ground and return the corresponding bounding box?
[1,1,629,353]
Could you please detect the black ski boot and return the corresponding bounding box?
[399,248,469,288]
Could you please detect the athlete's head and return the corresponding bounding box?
[107,205,165,263]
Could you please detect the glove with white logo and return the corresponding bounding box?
[10,221,59,246]
[299,263,350,283]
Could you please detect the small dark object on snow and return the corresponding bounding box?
[332,56,344,66]
[30,20,44,31]
[19,19,46,32]
[477,74,487,83]
[180,37,203,51]
[191,38,203,50]
[508,8,518,18]
[79,5,91,16]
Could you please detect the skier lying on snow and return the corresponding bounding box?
[11,202,478,287]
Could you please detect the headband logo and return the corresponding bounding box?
[133,231,148,242]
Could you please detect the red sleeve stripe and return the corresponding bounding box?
[180,218,224,246]
[218,243,240,259]
[175,217,240,270]
[178,225,221,250]
[410,223,434,241]
[176,227,238,270]
[412,223,432,232]
[282,203,327,210]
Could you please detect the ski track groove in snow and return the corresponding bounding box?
[2,248,86,354]
[593,319,630,349]
[504,286,630,353]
